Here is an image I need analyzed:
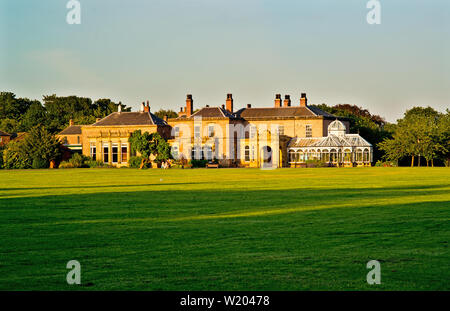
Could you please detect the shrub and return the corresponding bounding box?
[305,159,327,168]
[85,160,107,168]
[2,141,31,169]
[68,153,86,168]
[32,157,49,169]
[375,160,397,167]
[0,148,3,169]
[58,161,74,169]
[129,156,144,168]
[190,159,208,168]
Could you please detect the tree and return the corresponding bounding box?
[129,130,172,169]
[42,95,131,132]
[2,140,31,169]
[21,101,47,130]
[21,126,61,168]
[153,109,178,120]
[379,106,446,166]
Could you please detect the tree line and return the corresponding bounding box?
[0,91,448,168]
[0,92,131,134]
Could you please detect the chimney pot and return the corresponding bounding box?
[283,95,291,107]
[275,94,282,107]
[300,93,308,107]
[164,115,168,122]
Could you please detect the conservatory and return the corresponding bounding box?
[287,120,373,167]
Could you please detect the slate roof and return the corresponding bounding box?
[93,112,167,126]
[58,125,83,135]
[180,107,235,119]
[0,130,11,136]
[235,105,335,119]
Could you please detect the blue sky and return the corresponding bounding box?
[0,0,448,121]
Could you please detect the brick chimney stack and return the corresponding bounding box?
[186,94,193,117]
[283,95,291,107]
[69,119,74,126]
[274,94,282,107]
[143,100,150,112]
[300,93,308,107]
[226,94,233,113]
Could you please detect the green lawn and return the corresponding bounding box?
[0,167,449,290]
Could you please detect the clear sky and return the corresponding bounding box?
[0,0,448,122]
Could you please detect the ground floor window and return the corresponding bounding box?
[172,146,179,160]
[90,143,96,160]
[205,145,213,160]
[245,146,250,162]
[363,149,370,162]
[112,144,118,163]
[191,145,203,160]
[103,144,109,163]
[121,143,128,163]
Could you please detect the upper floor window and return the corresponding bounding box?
[306,125,312,138]
[278,125,284,136]
[250,125,256,139]
[208,124,215,137]
[174,126,180,137]
[194,126,201,138]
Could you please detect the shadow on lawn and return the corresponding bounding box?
[0,183,448,221]
[0,181,210,191]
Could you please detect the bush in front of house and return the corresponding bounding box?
[58,153,99,169]
[85,159,108,168]
[305,159,327,168]
[58,161,74,169]
[0,147,4,169]
[32,157,49,169]
[190,159,208,168]
[129,156,145,168]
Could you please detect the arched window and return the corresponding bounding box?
[330,149,338,162]
[296,150,302,162]
[363,149,370,162]
[322,149,330,162]
[288,150,295,163]
[356,149,363,162]
[344,149,352,162]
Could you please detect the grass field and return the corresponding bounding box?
[0,167,449,290]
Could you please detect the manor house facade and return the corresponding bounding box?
[57,93,373,168]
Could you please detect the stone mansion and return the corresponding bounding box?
[57,93,373,168]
